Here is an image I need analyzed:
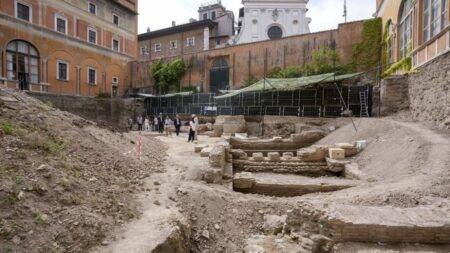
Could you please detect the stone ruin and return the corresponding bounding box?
[193,119,450,252]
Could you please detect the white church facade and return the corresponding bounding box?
[235,0,311,44]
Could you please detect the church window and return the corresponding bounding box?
[268,25,283,39]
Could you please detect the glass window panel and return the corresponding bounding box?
[18,41,28,53]
[8,71,15,80]
[30,57,38,66]
[31,66,38,75]
[7,42,16,51]
[29,47,38,56]
[17,3,30,21]
[30,74,38,84]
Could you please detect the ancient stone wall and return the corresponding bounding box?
[375,75,410,116]
[28,92,144,131]
[408,52,450,127]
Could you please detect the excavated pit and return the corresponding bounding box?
[224,131,360,197]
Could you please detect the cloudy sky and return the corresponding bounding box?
[138,0,376,34]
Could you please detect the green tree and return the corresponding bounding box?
[150,59,188,94]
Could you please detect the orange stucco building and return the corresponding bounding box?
[376,0,449,68]
[0,0,138,97]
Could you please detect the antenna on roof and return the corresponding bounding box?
[343,0,348,23]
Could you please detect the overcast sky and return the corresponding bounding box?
[138,0,376,34]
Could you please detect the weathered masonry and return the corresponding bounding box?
[131,20,367,93]
[0,0,138,97]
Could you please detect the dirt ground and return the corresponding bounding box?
[1,88,449,252]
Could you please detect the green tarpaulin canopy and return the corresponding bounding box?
[214,72,362,99]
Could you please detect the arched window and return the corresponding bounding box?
[212,58,228,69]
[423,0,448,43]
[268,25,283,40]
[399,0,413,58]
[6,40,40,85]
[385,20,394,65]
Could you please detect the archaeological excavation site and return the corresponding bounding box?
[1,87,449,253]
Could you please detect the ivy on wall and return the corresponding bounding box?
[150,59,189,94]
[351,18,383,71]
[382,56,412,77]
[266,46,349,79]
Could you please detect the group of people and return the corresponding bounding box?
[129,114,199,142]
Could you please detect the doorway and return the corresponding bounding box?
[210,58,229,94]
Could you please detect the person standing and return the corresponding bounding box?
[137,115,143,131]
[193,114,199,141]
[164,116,173,136]
[144,117,150,132]
[188,116,196,142]
[128,117,133,131]
[157,113,164,134]
[174,114,182,136]
[153,116,158,132]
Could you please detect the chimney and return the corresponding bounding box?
[189,18,197,23]
[172,21,176,27]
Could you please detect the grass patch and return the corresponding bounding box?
[1,121,13,135]
[0,192,18,206]
[38,100,53,112]
[24,132,67,156]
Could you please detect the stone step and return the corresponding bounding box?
[286,203,450,244]
[233,172,358,197]
[233,160,332,177]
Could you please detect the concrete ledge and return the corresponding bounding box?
[233,159,331,177]
[233,172,358,197]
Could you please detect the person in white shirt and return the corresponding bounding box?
[164,117,173,136]
[193,114,199,141]
[188,116,196,142]
[144,117,150,131]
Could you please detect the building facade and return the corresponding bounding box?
[132,20,366,93]
[0,0,138,97]
[198,0,235,47]
[235,0,311,44]
[376,0,450,68]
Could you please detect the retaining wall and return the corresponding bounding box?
[28,92,144,131]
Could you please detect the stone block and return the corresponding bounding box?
[282,152,294,160]
[297,145,328,162]
[209,146,226,168]
[203,168,223,184]
[200,147,212,157]
[267,152,281,162]
[222,163,233,180]
[251,152,264,161]
[195,144,209,153]
[233,172,255,189]
[326,157,349,173]
[336,143,358,157]
[329,148,345,160]
[230,149,248,160]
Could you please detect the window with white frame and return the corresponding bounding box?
[155,43,162,52]
[170,40,177,49]
[57,60,69,81]
[88,27,97,44]
[55,14,68,34]
[140,46,146,55]
[88,67,96,85]
[187,37,195,47]
[423,0,449,43]
[112,38,120,52]
[211,11,216,20]
[88,2,97,15]
[113,14,119,26]
[15,1,32,22]
[203,13,208,20]
[112,77,119,84]
[399,0,413,58]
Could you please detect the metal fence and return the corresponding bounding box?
[144,85,372,118]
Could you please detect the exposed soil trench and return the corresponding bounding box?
[92,118,450,253]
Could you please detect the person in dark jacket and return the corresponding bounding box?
[157,113,164,133]
[174,114,182,136]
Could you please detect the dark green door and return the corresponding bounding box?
[210,58,229,94]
